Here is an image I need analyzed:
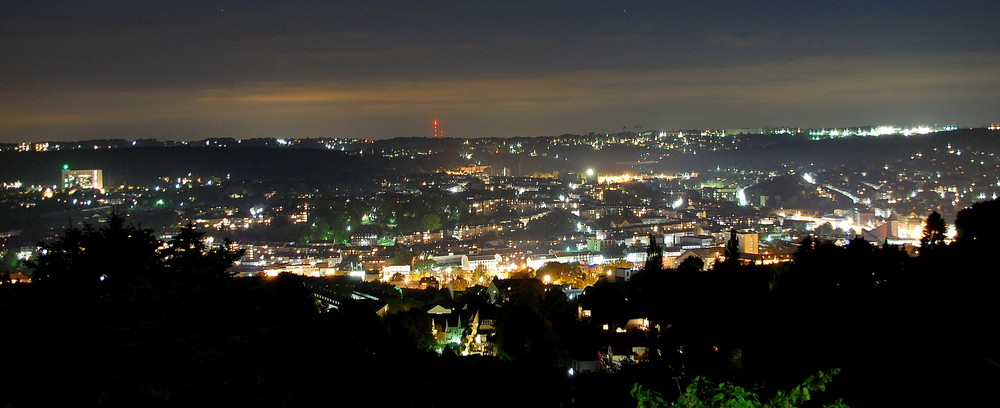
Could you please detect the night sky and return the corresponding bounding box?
[2,1,998,142]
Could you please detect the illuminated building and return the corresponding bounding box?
[466,254,502,272]
[677,235,714,249]
[61,167,104,190]
[736,232,759,255]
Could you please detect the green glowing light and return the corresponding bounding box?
[62,164,69,170]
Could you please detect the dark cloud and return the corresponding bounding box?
[1,1,998,141]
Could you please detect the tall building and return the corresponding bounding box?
[62,168,103,190]
[736,232,759,255]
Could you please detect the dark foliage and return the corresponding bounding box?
[919,210,947,255]
[5,200,1000,407]
[601,202,1000,407]
[644,234,664,274]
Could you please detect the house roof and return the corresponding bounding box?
[467,254,499,261]
[488,277,543,295]
[427,304,453,314]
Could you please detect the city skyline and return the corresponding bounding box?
[2,1,998,142]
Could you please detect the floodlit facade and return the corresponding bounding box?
[737,232,759,255]
[61,169,103,190]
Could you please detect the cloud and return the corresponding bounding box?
[1,52,997,141]
[302,46,436,59]
[704,33,775,48]
[190,51,1000,107]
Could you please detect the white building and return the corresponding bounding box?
[465,254,502,272]
[61,169,103,190]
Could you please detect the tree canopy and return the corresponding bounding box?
[29,213,243,303]
[633,369,847,408]
[919,210,947,254]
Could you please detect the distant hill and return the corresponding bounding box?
[0,147,459,185]
[649,128,999,171]
[2,129,996,185]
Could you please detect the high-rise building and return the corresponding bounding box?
[736,232,759,255]
[62,168,103,190]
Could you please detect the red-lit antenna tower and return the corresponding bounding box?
[433,119,444,138]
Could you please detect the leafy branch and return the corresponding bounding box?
[632,369,847,408]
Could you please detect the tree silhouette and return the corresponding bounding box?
[7,212,298,407]
[843,236,877,290]
[383,308,435,351]
[794,235,816,259]
[162,223,244,291]
[677,255,705,273]
[954,199,1000,250]
[724,229,740,266]
[919,210,947,255]
[29,214,244,304]
[495,303,568,366]
[644,233,664,273]
[28,211,162,300]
